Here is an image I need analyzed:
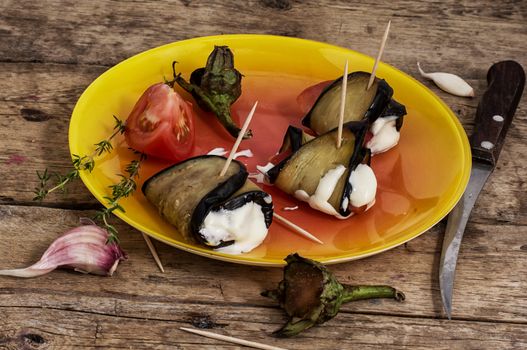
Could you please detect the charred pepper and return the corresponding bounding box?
[173,46,250,139]
[262,253,405,337]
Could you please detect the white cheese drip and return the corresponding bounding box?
[283,206,299,211]
[367,116,400,155]
[292,163,377,218]
[207,147,227,156]
[255,162,276,185]
[207,148,254,159]
[294,165,347,219]
[348,164,377,208]
[233,149,254,158]
[248,173,266,184]
[200,202,268,255]
[256,162,275,174]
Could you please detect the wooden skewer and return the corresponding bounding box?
[367,20,391,90]
[274,213,323,244]
[219,101,259,177]
[141,232,165,273]
[337,59,349,149]
[180,327,288,350]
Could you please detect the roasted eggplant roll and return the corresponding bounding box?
[267,122,376,219]
[278,125,315,154]
[142,155,273,254]
[302,72,407,154]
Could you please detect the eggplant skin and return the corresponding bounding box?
[279,125,315,154]
[270,121,370,217]
[267,154,292,184]
[225,180,274,229]
[267,126,315,182]
[142,155,274,250]
[191,181,274,248]
[142,155,247,245]
[302,72,395,135]
[363,79,393,123]
[381,98,407,131]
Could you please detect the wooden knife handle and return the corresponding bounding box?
[470,60,525,166]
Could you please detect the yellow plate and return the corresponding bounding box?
[69,34,471,266]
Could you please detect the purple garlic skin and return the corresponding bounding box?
[0,224,127,278]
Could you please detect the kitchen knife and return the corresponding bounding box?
[439,60,525,320]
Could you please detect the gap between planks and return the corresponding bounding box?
[0,304,525,326]
[0,57,114,68]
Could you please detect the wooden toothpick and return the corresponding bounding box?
[219,101,258,177]
[274,213,323,244]
[180,327,288,350]
[141,232,165,273]
[367,20,391,90]
[337,59,349,149]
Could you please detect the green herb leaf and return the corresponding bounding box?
[34,115,143,244]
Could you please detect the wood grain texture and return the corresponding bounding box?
[1,0,527,348]
[0,64,106,205]
[0,306,526,350]
[0,206,525,324]
[1,0,525,67]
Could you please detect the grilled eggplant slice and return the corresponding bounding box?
[381,98,406,131]
[268,122,375,219]
[366,98,407,154]
[142,155,273,254]
[278,125,315,154]
[301,72,395,135]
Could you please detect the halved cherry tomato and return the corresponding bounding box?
[125,83,195,161]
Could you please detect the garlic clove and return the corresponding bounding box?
[0,224,127,278]
[417,62,475,97]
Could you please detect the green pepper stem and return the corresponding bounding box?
[341,285,405,303]
[217,108,252,139]
[175,75,250,139]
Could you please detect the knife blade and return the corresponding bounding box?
[439,60,525,320]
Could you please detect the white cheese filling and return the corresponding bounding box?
[294,165,347,219]
[256,162,275,175]
[206,148,254,159]
[255,162,276,185]
[347,163,377,208]
[248,173,266,184]
[200,201,269,255]
[294,164,377,219]
[367,116,400,155]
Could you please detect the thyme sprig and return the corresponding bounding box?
[33,115,125,201]
[95,151,147,243]
[33,115,145,242]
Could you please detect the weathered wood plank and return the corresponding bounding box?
[0,306,526,349]
[1,63,526,226]
[0,63,108,204]
[1,0,525,68]
[0,205,525,323]
[1,1,527,347]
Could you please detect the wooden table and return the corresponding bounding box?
[1,1,526,349]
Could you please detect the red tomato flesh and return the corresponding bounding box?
[125,83,195,161]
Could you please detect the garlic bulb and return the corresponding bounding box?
[417,62,475,97]
[0,224,127,278]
